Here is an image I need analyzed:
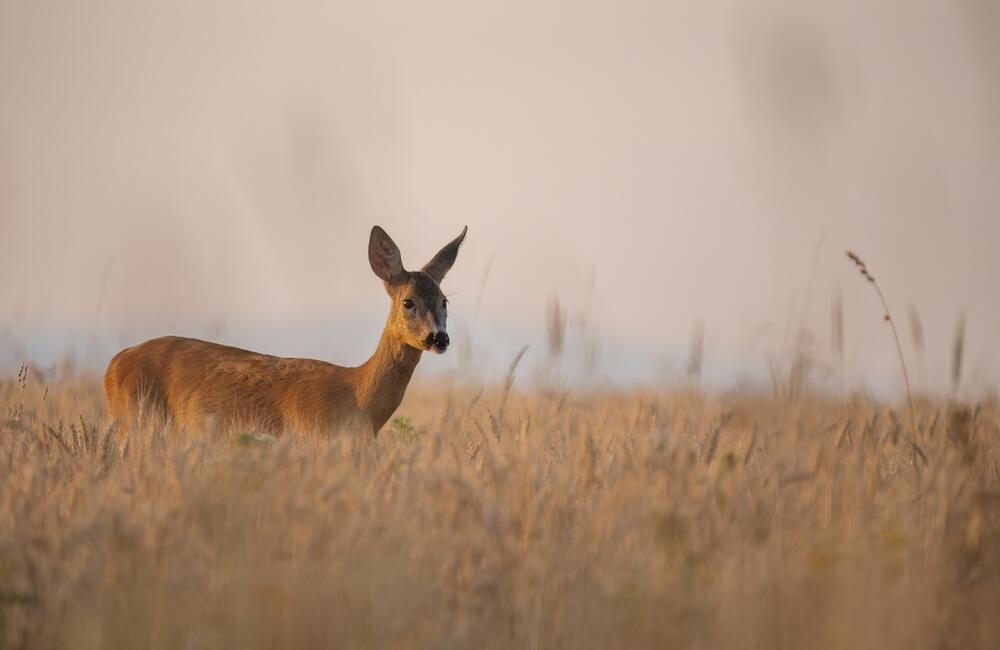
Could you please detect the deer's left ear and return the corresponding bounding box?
[422,226,467,283]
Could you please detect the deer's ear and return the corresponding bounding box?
[422,226,467,283]
[369,226,405,284]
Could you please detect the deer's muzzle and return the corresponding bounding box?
[424,331,449,353]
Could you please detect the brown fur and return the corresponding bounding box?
[104,226,466,438]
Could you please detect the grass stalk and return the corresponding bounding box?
[846,251,924,465]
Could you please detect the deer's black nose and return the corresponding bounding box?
[425,331,449,351]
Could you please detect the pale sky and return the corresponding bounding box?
[2,0,999,396]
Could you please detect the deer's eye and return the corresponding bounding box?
[402,299,415,309]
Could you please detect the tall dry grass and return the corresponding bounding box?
[1,370,999,649]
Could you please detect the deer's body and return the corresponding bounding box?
[103,226,466,438]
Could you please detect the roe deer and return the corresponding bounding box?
[103,225,466,438]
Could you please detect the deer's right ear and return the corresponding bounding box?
[369,226,405,284]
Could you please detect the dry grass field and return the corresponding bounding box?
[1,368,999,649]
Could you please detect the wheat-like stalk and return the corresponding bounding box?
[951,310,966,397]
[907,303,928,393]
[846,251,924,465]
[831,290,845,395]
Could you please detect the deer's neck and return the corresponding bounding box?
[353,323,422,434]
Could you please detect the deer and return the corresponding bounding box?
[103,225,467,439]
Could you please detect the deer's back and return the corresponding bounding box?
[104,336,358,436]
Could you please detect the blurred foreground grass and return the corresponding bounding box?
[1,373,999,649]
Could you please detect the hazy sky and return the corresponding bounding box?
[2,0,999,395]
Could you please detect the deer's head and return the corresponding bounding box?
[368,225,467,354]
